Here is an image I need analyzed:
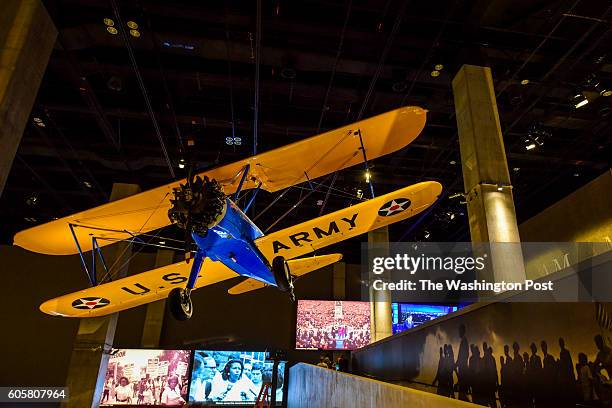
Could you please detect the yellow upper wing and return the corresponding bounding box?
[254,181,442,260]
[14,106,426,255]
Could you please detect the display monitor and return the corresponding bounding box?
[99,349,192,406]
[391,303,457,334]
[295,300,371,350]
[189,350,286,405]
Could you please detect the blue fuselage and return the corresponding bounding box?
[190,199,276,286]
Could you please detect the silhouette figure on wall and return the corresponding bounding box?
[427,325,612,407]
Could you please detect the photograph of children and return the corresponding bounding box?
[296,300,371,350]
[189,350,286,404]
[99,349,192,406]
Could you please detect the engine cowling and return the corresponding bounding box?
[168,176,226,235]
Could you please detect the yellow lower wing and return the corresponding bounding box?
[40,259,237,318]
[254,181,442,260]
[227,254,342,295]
[14,106,426,256]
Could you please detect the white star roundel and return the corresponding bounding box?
[72,297,110,310]
[378,198,411,217]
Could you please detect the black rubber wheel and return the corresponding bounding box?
[168,288,193,321]
[272,256,292,292]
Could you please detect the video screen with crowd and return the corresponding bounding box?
[296,300,371,350]
[99,349,192,406]
[392,303,457,334]
[189,350,285,405]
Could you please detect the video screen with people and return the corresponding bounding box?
[392,303,457,334]
[189,350,286,405]
[100,349,192,406]
[296,300,371,350]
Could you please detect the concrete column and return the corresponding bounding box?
[0,0,56,196]
[62,183,140,408]
[368,227,392,342]
[140,249,174,348]
[452,64,526,283]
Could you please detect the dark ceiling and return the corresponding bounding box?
[2,0,611,262]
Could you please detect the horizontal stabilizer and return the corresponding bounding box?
[228,254,342,295]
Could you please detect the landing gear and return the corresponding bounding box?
[168,288,193,321]
[272,256,295,301]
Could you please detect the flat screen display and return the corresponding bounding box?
[392,303,457,334]
[296,300,371,350]
[189,350,285,405]
[100,349,192,406]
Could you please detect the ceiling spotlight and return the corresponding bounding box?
[316,200,324,206]
[573,172,580,177]
[430,70,440,77]
[107,26,118,35]
[601,88,612,97]
[103,18,114,26]
[129,29,141,38]
[513,167,520,172]
[434,64,444,71]
[24,217,37,223]
[178,158,186,169]
[33,117,42,122]
[572,92,589,108]
[159,240,166,245]
[127,21,138,29]
[449,160,456,165]
[447,212,456,220]
[423,230,431,239]
[525,143,537,151]
[83,181,92,188]
[26,193,39,207]
[520,79,529,85]
[225,137,234,145]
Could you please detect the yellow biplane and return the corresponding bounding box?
[13,106,441,320]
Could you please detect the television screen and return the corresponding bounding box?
[100,349,192,406]
[392,303,457,334]
[189,350,286,405]
[296,300,371,350]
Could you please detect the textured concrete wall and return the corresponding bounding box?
[520,170,612,243]
[288,363,479,408]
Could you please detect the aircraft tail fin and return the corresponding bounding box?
[227,253,342,295]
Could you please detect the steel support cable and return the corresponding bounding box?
[319,0,410,215]
[253,0,262,156]
[109,0,175,179]
[494,0,582,99]
[316,0,353,132]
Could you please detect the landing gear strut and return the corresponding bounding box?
[168,287,193,321]
[272,256,295,301]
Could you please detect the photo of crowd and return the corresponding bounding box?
[99,349,192,406]
[296,300,371,350]
[189,350,285,404]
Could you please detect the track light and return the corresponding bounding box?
[520,79,530,85]
[572,92,588,108]
[525,142,537,151]
[178,158,186,169]
[225,136,241,146]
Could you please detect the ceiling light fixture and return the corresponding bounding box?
[126,21,138,29]
[103,18,114,26]
[178,158,186,169]
[434,64,444,71]
[107,26,118,35]
[129,29,141,38]
[572,92,589,108]
[520,79,529,85]
[430,70,440,77]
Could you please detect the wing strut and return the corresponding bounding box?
[356,129,375,199]
[233,164,251,202]
[69,224,111,286]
